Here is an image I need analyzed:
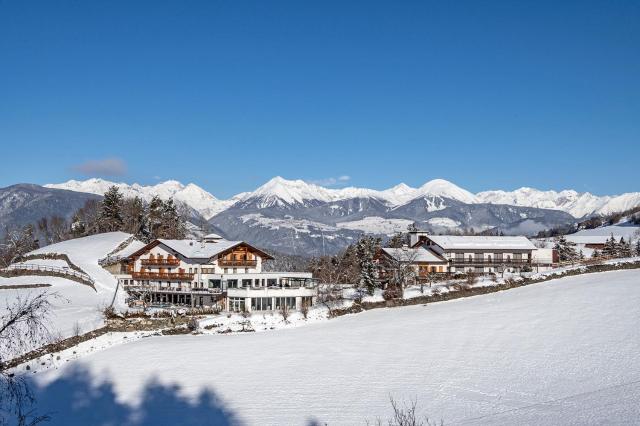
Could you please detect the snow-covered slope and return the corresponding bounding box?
[0,232,138,340]
[29,269,640,425]
[45,179,229,219]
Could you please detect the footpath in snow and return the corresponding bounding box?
[19,269,640,425]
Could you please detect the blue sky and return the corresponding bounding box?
[1,0,638,198]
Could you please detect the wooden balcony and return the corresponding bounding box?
[131,271,194,281]
[141,257,180,266]
[218,259,258,267]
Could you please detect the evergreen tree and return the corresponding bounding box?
[591,249,601,259]
[356,236,381,296]
[602,234,618,257]
[97,186,124,232]
[159,199,186,239]
[387,232,407,248]
[578,249,585,261]
[553,235,577,262]
[122,196,149,240]
[147,196,164,240]
[618,237,632,258]
[636,240,640,257]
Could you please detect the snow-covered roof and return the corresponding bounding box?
[564,236,610,244]
[157,239,243,259]
[381,247,447,263]
[130,238,274,260]
[111,239,147,258]
[426,235,536,250]
[204,233,222,239]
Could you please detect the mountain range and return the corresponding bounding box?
[22,177,633,256]
[45,177,640,220]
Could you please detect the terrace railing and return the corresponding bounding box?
[1,263,95,286]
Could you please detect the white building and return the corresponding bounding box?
[120,234,316,312]
[409,232,537,273]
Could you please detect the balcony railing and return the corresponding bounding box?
[131,271,194,281]
[141,258,180,266]
[450,259,531,266]
[218,259,258,267]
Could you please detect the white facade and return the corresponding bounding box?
[120,237,316,311]
[414,234,537,274]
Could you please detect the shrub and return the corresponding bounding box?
[383,285,402,301]
[465,273,478,286]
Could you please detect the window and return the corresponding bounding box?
[487,255,492,263]
[229,297,245,312]
[275,297,296,310]
[242,279,252,288]
[254,278,262,287]
[251,297,273,311]
[267,278,278,287]
[232,268,237,274]
[224,268,228,274]
[495,253,503,262]
[208,279,221,289]
[245,268,249,273]
[227,279,238,289]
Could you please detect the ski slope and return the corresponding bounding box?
[29,269,640,425]
[0,232,135,339]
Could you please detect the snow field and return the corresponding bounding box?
[27,269,640,425]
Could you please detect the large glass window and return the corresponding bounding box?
[251,297,273,311]
[229,297,245,312]
[242,279,252,288]
[275,297,296,310]
[227,279,238,289]
[208,279,221,289]
[267,278,278,287]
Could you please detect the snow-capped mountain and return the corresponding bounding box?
[476,187,640,218]
[45,178,231,219]
[45,176,640,222]
[235,176,479,208]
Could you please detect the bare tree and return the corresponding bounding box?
[367,396,443,426]
[0,225,39,268]
[279,303,290,322]
[381,248,420,299]
[1,292,55,426]
[316,282,344,316]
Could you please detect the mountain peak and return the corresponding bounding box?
[418,179,477,204]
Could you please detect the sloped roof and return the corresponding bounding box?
[129,239,274,260]
[381,246,447,263]
[564,236,609,244]
[426,235,536,250]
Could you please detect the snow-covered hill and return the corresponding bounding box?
[27,269,640,425]
[0,232,139,340]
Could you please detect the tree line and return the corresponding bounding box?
[0,186,187,267]
[554,233,640,262]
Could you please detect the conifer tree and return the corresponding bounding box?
[636,240,640,257]
[159,199,186,239]
[553,235,577,262]
[356,236,381,296]
[592,249,601,259]
[618,237,632,258]
[147,196,164,240]
[97,186,124,232]
[602,234,618,257]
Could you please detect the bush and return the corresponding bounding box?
[465,273,478,286]
[383,285,402,301]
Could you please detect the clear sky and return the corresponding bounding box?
[1,0,638,198]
